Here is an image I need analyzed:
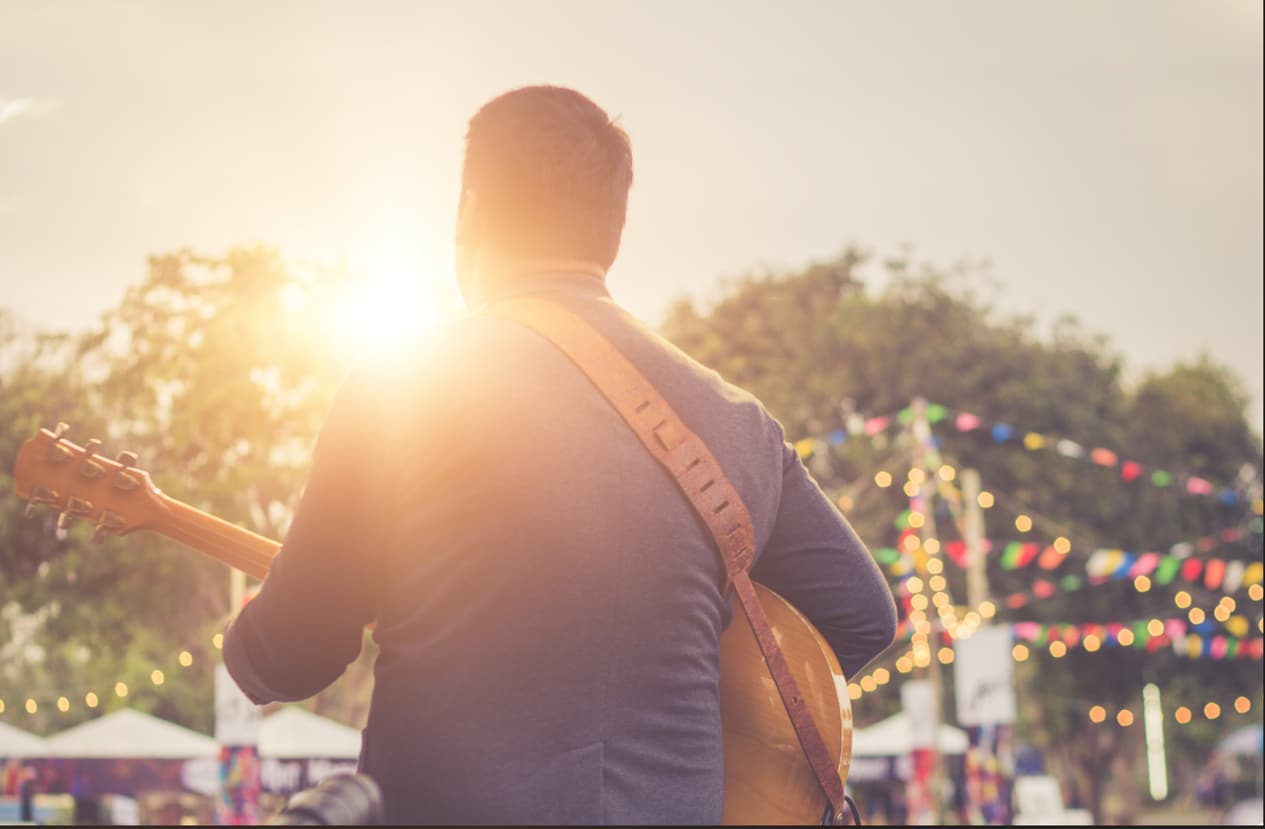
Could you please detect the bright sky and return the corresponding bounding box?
[1,1,1262,425]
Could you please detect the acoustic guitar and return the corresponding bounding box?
[14,423,853,825]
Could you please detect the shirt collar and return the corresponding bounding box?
[473,266,611,312]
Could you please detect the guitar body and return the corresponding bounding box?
[14,425,853,825]
[720,584,853,825]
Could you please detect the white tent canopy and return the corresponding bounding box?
[43,708,218,759]
[0,721,48,758]
[260,707,361,760]
[851,711,970,757]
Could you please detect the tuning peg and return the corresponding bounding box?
[24,501,39,519]
[82,438,102,457]
[92,510,125,543]
[116,451,138,468]
[65,496,92,516]
[57,511,74,531]
[53,422,70,440]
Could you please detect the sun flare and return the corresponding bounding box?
[327,240,454,362]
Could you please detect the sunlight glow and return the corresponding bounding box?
[332,241,444,361]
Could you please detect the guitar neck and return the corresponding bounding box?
[156,494,280,580]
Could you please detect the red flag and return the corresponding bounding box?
[1181,558,1204,583]
[1014,542,1040,568]
[1204,558,1227,591]
[1091,447,1119,467]
[1037,545,1065,570]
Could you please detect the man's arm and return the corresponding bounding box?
[750,440,898,679]
[222,370,393,704]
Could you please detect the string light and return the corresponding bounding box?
[904,481,920,498]
[938,647,955,664]
[908,468,926,484]
[1204,702,1221,720]
[906,577,924,594]
[1234,697,1251,714]
[874,470,892,488]
[1147,619,1164,637]
[938,465,956,482]
[85,692,98,708]
[1175,706,1192,724]
[150,670,165,686]
[929,575,947,592]
[1014,515,1032,533]
[178,651,194,667]
[25,699,37,714]
[1250,584,1263,602]
[1083,634,1102,652]
[1117,710,1134,727]
[848,683,862,700]
[979,601,996,619]
[213,633,224,650]
[923,538,941,555]
[56,696,69,713]
[1049,641,1067,658]
[1174,591,1192,609]
[1188,608,1205,625]
[0,700,5,714]
[1134,576,1152,593]
[874,668,891,685]
[926,557,944,574]
[1117,629,1135,646]
[1012,644,1030,662]
[1089,705,1106,723]
[977,491,995,509]
[1053,537,1071,554]
[908,511,925,528]
[115,682,128,698]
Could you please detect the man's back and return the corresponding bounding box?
[226,275,896,823]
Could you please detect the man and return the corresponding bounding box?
[224,85,896,824]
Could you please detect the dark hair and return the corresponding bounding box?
[462,86,633,269]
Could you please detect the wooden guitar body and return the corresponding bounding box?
[720,584,853,825]
[15,425,852,825]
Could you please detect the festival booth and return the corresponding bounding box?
[257,706,361,796]
[37,708,219,824]
[846,712,970,825]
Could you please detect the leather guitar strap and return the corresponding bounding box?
[488,295,847,823]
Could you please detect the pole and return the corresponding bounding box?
[962,469,988,615]
[910,397,946,825]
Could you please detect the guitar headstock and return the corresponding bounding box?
[13,423,168,541]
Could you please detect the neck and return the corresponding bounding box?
[465,253,608,310]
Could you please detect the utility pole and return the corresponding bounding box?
[909,397,946,825]
[962,468,989,616]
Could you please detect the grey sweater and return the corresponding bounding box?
[224,272,897,824]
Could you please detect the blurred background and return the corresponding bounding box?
[1,1,1261,825]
